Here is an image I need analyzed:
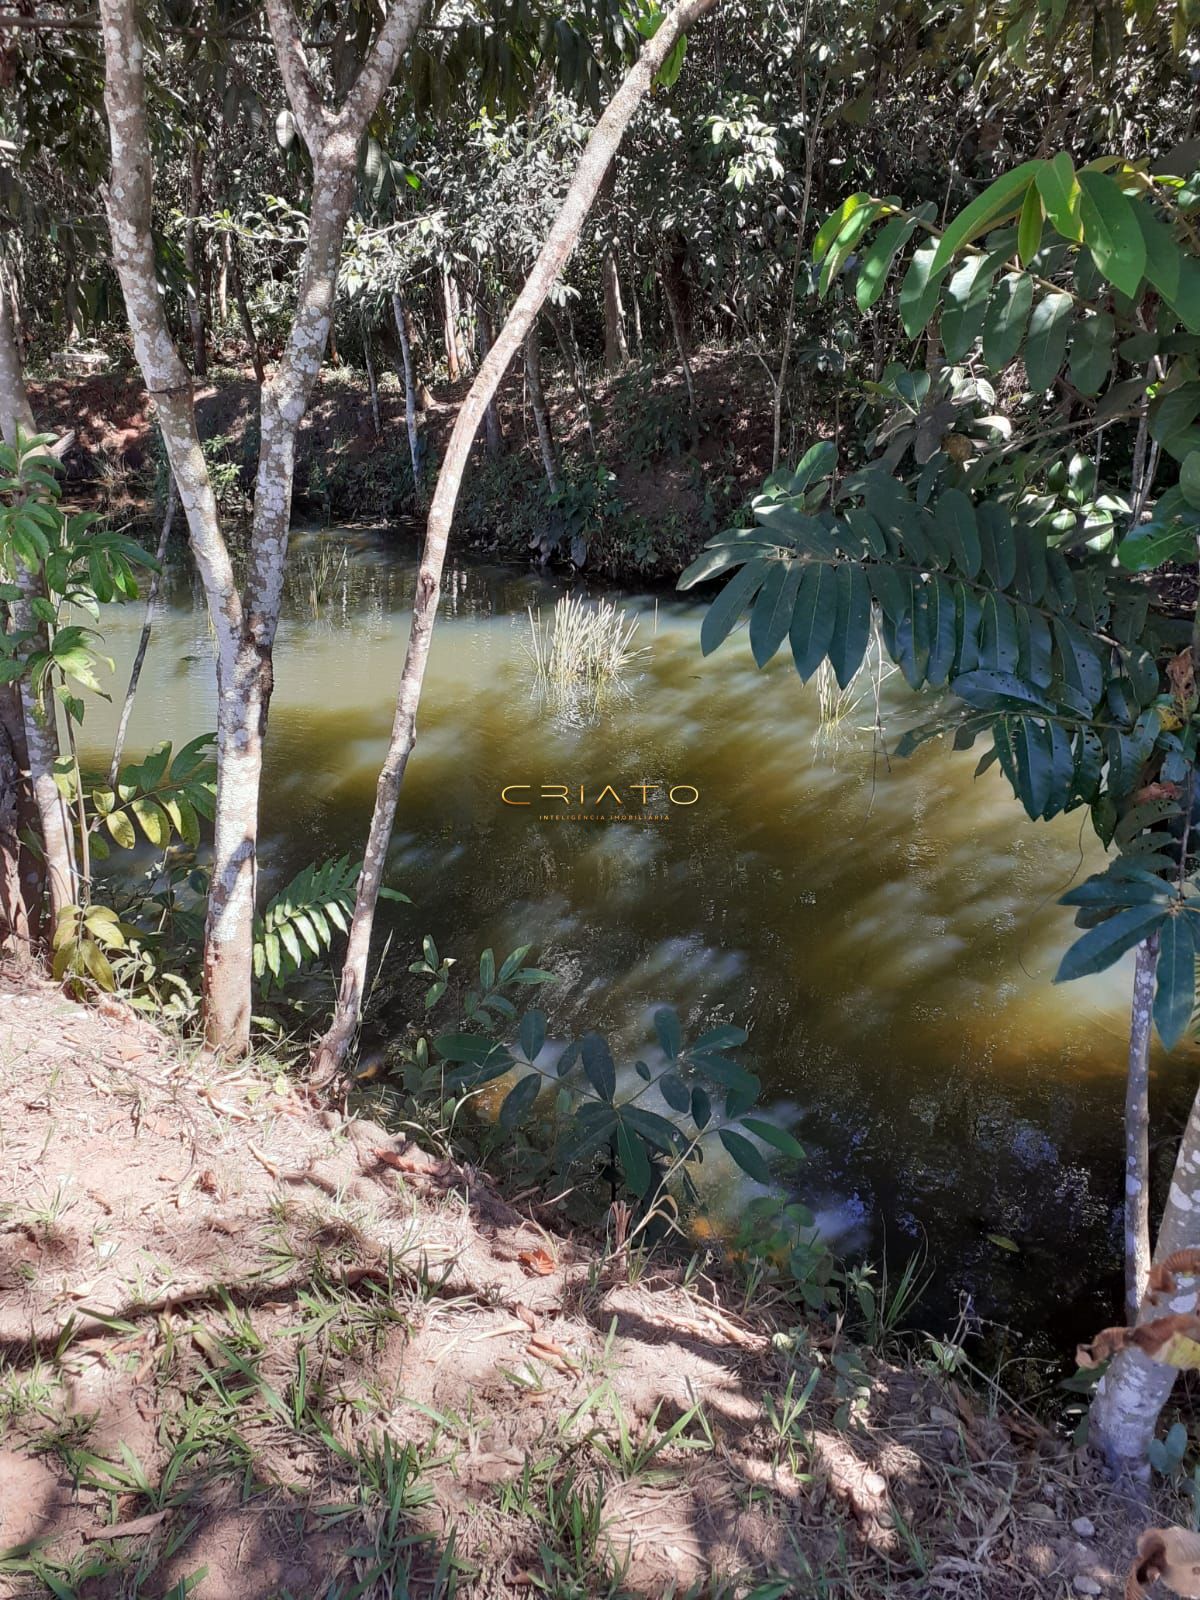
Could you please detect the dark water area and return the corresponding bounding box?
[82,526,1199,1361]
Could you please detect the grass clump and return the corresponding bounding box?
[526,594,645,691]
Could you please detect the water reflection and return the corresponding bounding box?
[80,527,1197,1351]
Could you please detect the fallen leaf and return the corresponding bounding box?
[518,1248,556,1276]
[515,1303,539,1332]
[82,1509,168,1542]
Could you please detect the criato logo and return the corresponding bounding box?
[500,782,699,818]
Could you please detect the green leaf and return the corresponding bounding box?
[1035,152,1083,240]
[580,1031,616,1102]
[499,1072,542,1132]
[749,561,802,667]
[654,1006,682,1061]
[789,563,838,681]
[1069,312,1115,397]
[977,503,1018,588]
[519,1008,546,1061]
[1155,916,1196,1051]
[813,194,873,263]
[1054,903,1169,982]
[1077,169,1147,299]
[899,240,947,338]
[617,1122,652,1198]
[700,560,769,656]
[982,272,1035,370]
[855,211,924,311]
[1024,292,1073,391]
[1180,453,1200,511]
[1017,182,1044,266]
[828,563,872,689]
[936,488,981,578]
[719,1127,772,1184]
[660,1072,691,1113]
[739,1116,805,1160]
[105,810,137,850]
[931,163,1043,273]
[678,545,752,589]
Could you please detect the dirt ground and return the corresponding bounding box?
[0,966,1168,1597]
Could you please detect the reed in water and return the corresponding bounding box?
[526,592,645,690]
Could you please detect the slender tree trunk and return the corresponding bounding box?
[363,331,382,440]
[0,271,76,925]
[217,231,230,326]
[1124,936,1157,1322]
[661,260,696,416]
[100,0,426,1054]
[600,168,629,371]
[311,0,720,1083]
[185,136,207,379]
[62,237,80,346]
[602,245,629,371]
[442,266,461,381]
[524,320,559,493]
[0,684,41,953]
[477,303,505,458]
[545,300,597,455]
[108,474,177,785]
[392,290,422,492]
[229,238,266,385]
[1091,1075,1200,1477]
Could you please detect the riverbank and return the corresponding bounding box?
[28,346,783,585]
[0,966,1163,1598]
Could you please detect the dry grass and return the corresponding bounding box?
[526,594,645,692]
[0,966,1167,1598]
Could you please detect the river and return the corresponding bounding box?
[81,526,1180,1357]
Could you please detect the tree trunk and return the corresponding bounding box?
[185,136,207,379]
[229,237,266,385]
[545,300,597,455]
[442,265,461,381]
[0,270,77,925]
[477,303,505,458]
[311,0,720,1084]
[62,236,80,346]
[217,230,230,326]
[600,167,629,371]
[661,260,696,416]
[602,244,629,371]
[392,290,422,492]
[1091,1074,1200,1477]
[363,331,382,440]
[0,683,41,953]
[99,0,425,1054]
[524,320,559,493]
[1124,935,1157,1321]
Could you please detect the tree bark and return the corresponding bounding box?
[62,236,80,346]
[311,0,720,1083]
[442,265,461,381]
[1124,935,1157,1322]
[661,259,696,416]
[600,167,628,371]
[185,135,207,378]
[217,230,230,326]
[477,302,505,458]
[1091,1075,1200,1477]
[0,683,41,953]
[99,0,426,1054]
[545,300,597,455]
[0,271,76,926]
[392,290,422,492]
[229,237,266,385]
[524,320,559,493]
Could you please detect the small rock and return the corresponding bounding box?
[1072,1517,1096,1539]
[1072,1579,1101,1596]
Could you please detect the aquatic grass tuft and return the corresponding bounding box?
[526,593,646,690]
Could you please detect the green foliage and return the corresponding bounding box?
[686,149,1200,1057]
[431,1000,802,1210]
[253,856,409,994]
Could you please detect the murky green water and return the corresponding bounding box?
[81,527,1193,1351]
